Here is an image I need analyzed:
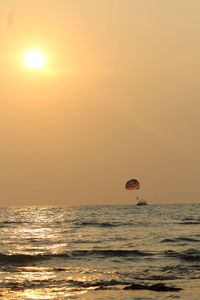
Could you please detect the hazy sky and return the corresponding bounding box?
[0,0,200,206]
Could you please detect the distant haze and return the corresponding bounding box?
[0,0,200,206]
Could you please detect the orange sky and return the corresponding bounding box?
[0,0,200,206]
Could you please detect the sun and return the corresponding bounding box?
[24,50,46,70]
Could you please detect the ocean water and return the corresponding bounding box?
[0,204,200,300]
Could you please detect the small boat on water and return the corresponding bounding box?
[125,178,147,206]
[136,198,147,206]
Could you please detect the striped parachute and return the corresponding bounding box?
[125,179,140,190]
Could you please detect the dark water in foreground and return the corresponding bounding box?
[0,204,200,299]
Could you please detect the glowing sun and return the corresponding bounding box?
[24,50,46,69]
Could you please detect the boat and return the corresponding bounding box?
[136,199,147,206]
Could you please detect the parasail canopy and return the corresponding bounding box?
[125,179,140,190]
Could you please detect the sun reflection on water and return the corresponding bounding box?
[0,287,89,300]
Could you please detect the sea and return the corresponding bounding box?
[0,204,200,300]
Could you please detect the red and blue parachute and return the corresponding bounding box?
[125,179,140,190]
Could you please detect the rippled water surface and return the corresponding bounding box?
[0,204,200,299]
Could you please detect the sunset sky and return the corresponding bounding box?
[0,0,200,206]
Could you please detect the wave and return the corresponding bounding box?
[0,277,182,292]
[0,221,34,227]
[72,220,137,227]
[0,278,135,290]
[73,221,153,227]
[179,221,200,225]
[165,249,200,261]
[73,221,119,227]
[161,237,200,243]
[179,217,200,225]
[0,249,153,265]
[181,217,200,221]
